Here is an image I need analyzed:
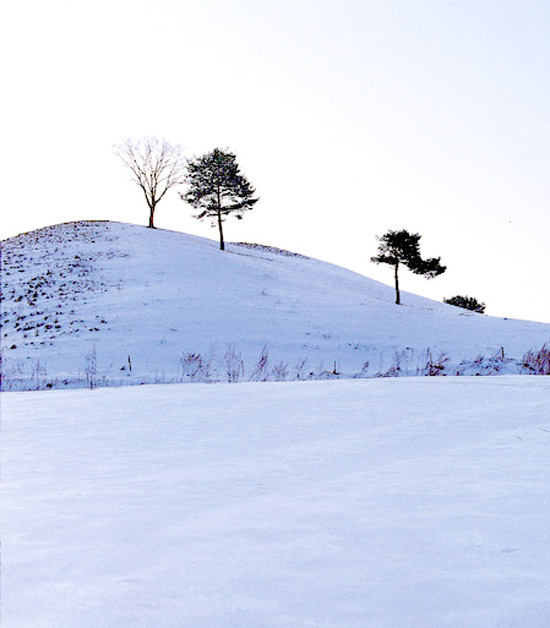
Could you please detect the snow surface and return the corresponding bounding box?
[3,221,550,626]
[1,221,549,390]
[3,376,550,627]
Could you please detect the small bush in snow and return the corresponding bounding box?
[423,350,449,376]
[179,352,208,382]
[271,361,289,381]
[377,365,401,378]
[293,357,309,380]
[444,295,486,314]
[84,347,98,389]
[522,344,550,375]
[222,344,245,383]
[250,345,270,382]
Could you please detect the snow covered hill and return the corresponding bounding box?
[1,220,549,389]
[3,222,550,626]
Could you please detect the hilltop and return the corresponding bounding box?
[1,220,549,389]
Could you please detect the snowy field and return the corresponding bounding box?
[3,376,550,627]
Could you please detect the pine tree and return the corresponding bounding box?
[181,148,259,250]
[371,230,446,305]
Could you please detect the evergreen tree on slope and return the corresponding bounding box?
[181,148,259,250]
[371,229,446,305]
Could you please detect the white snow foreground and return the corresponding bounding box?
[3,376,550,627]
[1,220,549,390]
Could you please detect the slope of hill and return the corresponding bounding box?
[1,220,549,389]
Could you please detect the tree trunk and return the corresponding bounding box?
[216,186,225,250]
[394,262,400,305]
[148,203,156,229]
[217,210,225,250]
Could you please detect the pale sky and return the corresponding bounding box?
[3,0,550,323]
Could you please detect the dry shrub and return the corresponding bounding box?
[522,344,550,375]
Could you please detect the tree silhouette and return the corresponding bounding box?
[115,136,186,229]
[181,148,258,250]
[371,230,446,305]
[444,295,486,314]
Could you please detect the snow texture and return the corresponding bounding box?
[3,377,550,627]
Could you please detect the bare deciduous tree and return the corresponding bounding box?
[115,136,186,228]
